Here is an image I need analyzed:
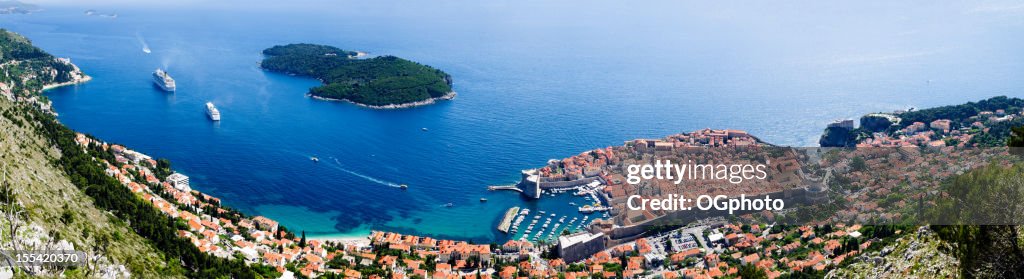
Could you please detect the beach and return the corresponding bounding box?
[308,234,372,247]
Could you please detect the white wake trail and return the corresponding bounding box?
[328,157,402,188]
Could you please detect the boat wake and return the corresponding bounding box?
[328,157,403,188]
[136,33,151,54]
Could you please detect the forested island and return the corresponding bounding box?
[260,43,454,108]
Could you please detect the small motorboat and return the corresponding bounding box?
[421,127,429,131]
[399,184,408,190]
[480,198,488,202]
[443,202,454,208]
[311,156,319,162]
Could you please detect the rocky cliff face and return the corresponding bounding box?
[860,114,897,133]
[827,226,959,279]
[818,126,856,147]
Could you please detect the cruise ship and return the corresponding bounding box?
[206,102,221,121]
[152,69,176,91]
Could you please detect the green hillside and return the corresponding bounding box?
[1,29,278,278]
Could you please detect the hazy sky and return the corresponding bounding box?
[25,0,1024,15]
[19,0,1024,71]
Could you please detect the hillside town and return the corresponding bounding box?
[73,133,318,277]
[71,128,896,279]
[512,129,807,228]
[73,124,1005,279]
[62,91,1023,279]
[70,105,1024,279]
[3,21,1021,278]
[363,221,886,279]
[852,109,1022,147]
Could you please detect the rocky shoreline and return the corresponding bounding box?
[42,75,92,91]
[309,91,457,109]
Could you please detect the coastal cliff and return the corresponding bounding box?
[260,43,454,109]
[0,30,171,278]
[1,98,169,278]
[0,29,90,115]
[818,126,858,147]
[1,30,278,278]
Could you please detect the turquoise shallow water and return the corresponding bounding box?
[2,1,1022,242]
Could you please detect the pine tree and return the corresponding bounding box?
[1009,126,1024,156]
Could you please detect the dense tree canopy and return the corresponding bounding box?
[897,96,1023,129]
[1008,126,1024,156]
[820,96,1024,147]
[261,43,453,107]
[0,29,79,92]
[928,163,1024,278]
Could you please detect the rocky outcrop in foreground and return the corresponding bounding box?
[828,226,959,279]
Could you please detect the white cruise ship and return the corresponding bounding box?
[152,69,176,91]
[206,102,221,121]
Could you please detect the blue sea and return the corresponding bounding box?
[2,0,1022,242]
